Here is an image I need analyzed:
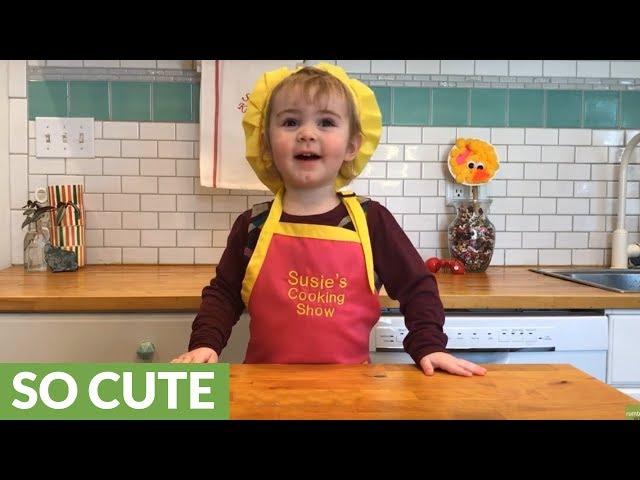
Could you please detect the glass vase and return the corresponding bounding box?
[447,199,495,273]
[23,219,50,272]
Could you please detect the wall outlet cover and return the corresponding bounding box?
[35,117,95,158]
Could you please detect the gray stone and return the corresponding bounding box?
[44,244,78,272]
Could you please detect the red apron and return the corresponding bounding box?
[241,190,380,363]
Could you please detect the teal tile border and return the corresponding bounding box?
[26,81,640,129]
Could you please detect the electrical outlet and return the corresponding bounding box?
[35,117,95,158]
[445,181,468,206]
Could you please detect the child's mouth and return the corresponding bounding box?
[294,153,321,161]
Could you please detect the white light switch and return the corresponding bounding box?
[35,117,95,158]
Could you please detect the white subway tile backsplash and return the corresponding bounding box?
[572,249,604,266]
[441,60,474,75]
[403,215,437,231]
[120,60,156,68]
[83,193,103,211]
[539,249,571,265]
[159,177,193,194]
[103,158,139,176]
[522,232,555,248]
[491,128,525,145]
[540,180,573,197]
[86,212,121,229]
[496,232,522,248]
[573,216,606,232]
[524,163,557,180]
[509,61,542,77]
[122,140,157,158]
[360,162,386,179]
[558,164,589,180]
[85,229,103,247]
[387,163,421,179]
[556,232,588,248]
[122,176,157,194]
[66,157,103,175]
[610,61,640,78]
[209,196,245,213]
[422,127,457,144]
[123,248,158,264]
[577,61,610,78]
[508,145,540,163]
[525,129,558,145]
[372,145,403,161]
[506,215,539,231]
[592,130,624,146]
[370,180,403,196]
[541,146,574,163]
[421,163,447,179]
[576,147,607,164]
[420,197,448,214]
[507,180,540,197]
[387,197,420,214]
[158,141,193,158]
[574,181,606,197]
[159,248,194,264]
[523,198,555,214]
[540,215,572,232]
[498,163,524,179]
[371,60,405,73]
[103,122,139,139]
[176,124,198,141]
[406,61,440,74]
[105,230,140,247]
[591,165,617,181]
[141,230,176,247]
[9,155,28,209]
[337,60,371,73]
[140,159,176,176]
[491,197,523,214]
[94,121,102,139]
[176,160,199,177]
[557,198,589,214]
[419,231,446,248]
[141,195,176,212]
[9,99,28,154]
[588,232,611,248]
[95,139,121,157]
[558,128,591,145]
[543,61,576,77]
[406,145,438,162]
[212,230,230,247]
[475,60,509,76]
[403,180,438,196]
[85,176,121,193]
[486,180,507,197]
[123,212,158,229]
[177,230,212,247]
[159,213,194,230]
[505,249,538,265]
[607,181,639,198]
[388,127,421,144]
[9,61,26,97]
[590,198,617,215]
[195,213,230,230]
[87,248,122,264]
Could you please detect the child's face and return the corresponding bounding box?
[267,87,361,191]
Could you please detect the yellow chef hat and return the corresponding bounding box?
[242,63,382,193]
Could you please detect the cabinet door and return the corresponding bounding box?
[609,315,640,386]
[0,313,194,363]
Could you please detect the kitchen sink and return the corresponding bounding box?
[531,268,640,293]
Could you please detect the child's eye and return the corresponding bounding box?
[319,118,336,127]
[282,118,298,127]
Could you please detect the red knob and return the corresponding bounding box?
[425,257,442,273]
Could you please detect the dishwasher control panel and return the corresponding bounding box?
[374,317,556,351]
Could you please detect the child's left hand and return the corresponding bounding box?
[419,352,487,377]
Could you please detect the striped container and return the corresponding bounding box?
[47,184,86,267]
[51,225,86,249]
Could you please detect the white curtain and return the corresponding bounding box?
[199,60,301,189]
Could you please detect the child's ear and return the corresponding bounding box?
[345,134,362,162]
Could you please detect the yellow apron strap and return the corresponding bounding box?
[340,191,376,294]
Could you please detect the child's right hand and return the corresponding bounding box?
[170,347,219,364]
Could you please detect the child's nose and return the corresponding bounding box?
[297,125,316,142]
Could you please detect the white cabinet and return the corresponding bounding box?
[607,310,640,386]
[0,312,251,363]
[0,313,193,363]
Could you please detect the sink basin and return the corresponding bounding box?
[531,268,640,293]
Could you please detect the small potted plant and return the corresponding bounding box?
[21,200,54,272]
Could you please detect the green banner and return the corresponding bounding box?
[625,404,640,420]
[0,363,229,420]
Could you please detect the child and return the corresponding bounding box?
[172,63,486,377]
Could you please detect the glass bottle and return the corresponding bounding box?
[447,199,495,273]
[23,218,50,272]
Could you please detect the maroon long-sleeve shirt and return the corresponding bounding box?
[189,199,448,365]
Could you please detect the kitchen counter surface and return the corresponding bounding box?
[1,265,639,312]
[230,364,638,419]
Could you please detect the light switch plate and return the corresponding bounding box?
[35,117,95,158]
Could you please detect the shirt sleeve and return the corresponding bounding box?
[366,201,448,364]
[188,210,251,355]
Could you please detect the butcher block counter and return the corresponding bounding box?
[0,265,639,312]
[229,364,638,419]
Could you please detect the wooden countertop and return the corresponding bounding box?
[1,265,639,312]
[229,364,638,419]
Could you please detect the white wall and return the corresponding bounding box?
[0,61,11,268]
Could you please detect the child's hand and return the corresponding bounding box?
[170,347,219,364]
[419,352,487,377]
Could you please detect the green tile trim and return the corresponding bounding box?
[508,89,544,127]
[28,81,68,119]
[392,87,430,125]
[153,83,193,122]
[546,90,583,128]
[584,91,618,129]
[371,87,391,126]
[111,82,151,121]
[470,89,507,127]
[192,83,200,123]
[69,81,109,120]
[621,91,640,128]
[432,88,469,126]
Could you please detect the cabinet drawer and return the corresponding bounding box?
[0,313,194,363]
[608,314,640,386]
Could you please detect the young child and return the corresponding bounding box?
[172,63,486,377]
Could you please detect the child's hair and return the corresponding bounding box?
[261,66,363,184]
